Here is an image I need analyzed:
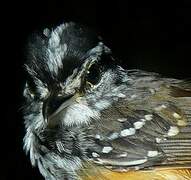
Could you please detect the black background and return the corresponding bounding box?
[1,1,191,179]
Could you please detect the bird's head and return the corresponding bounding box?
[22,22,191,180]
[23,22,125,131]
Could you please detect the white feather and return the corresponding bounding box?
[63,102,100,126]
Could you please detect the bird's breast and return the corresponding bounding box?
[81,168,191,180]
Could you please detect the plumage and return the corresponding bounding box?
[23,22,191,180]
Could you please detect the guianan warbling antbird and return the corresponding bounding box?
[23,22,191,180]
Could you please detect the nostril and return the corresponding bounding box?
[43,94,73,119]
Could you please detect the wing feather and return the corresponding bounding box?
[87,71,191,171]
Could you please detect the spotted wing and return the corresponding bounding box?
[87,71,191,171]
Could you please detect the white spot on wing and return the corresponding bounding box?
[155,138,162,143]
[117,118,127,122]
[144,114,153,121]
[118,152,128,157]
[140,118,146,122]
[95,134,101,139]
[108,132,119,140]
[173,112,181,119]
[102,146,113,153]
[133,121,145,129]
[154,104,167,111]
[177,120,187,126]
[92,152,100,157]
[120,128,136,137]
[167,126,179,136]
[147,151,158,157]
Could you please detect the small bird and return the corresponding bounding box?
[23,22,191,180]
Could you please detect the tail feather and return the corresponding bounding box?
[159,134,191,167]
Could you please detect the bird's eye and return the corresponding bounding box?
[86,64,101,86]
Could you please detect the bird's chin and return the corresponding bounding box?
[47,99,100,128]
[62,101,100,127]
[46,94,83,128]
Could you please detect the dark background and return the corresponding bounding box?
[1,1,191,179]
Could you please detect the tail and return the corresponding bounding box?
[158,125,191,168]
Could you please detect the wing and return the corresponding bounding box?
[86,70,191,172]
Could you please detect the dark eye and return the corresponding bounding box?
[86,64,101,85]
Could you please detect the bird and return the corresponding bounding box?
[23,22,191,180]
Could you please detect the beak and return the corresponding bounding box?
[42,93,77,127]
